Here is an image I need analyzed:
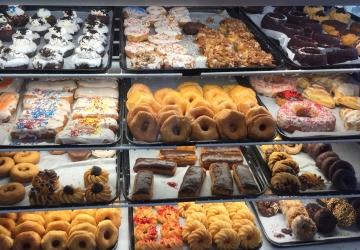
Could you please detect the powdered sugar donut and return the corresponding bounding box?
[277,100,336,132]
[123,7,146,18]
[164,54,195,69]
[148,33,180,44]
[125,42,156,58]
[125,26,149,42]
[156,43,187,55]
[130,52,163,69]
[146,6,167,16]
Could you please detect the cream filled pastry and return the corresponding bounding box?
[32,48,64,70]
[56,17,80,35]
[12,29,40,45]
[71,47,103,69]
[0,47,29,69]
[10,36,37,57]
[25,17,50,35]
[44,26,73,42]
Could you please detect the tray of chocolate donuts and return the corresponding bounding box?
[123,77,277,146]
[0,5,114,72]
[0,150,120,210]
[249,142,360,196]
[119,6,283,74]
[249,74,360,140]
[128,202,263,250]
[0,78,123,149]
[121,145,267,204]
[241,6,360,69]
[252,198,360,246]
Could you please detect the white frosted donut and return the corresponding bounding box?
[123,7,146,18]
[124,17,150,28]
[125,42,156,58]
[155,25,182,37]
[141,14,166,25]
[169,7,190,16]
[92,150,116,158]
[130,52,163,69]
[125,26,149,42]
[156,43,187,55]
[148,33,180,44]
[146,6,167,16]
[164,54,195,69]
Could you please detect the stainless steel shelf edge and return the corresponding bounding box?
[5,0,360,6]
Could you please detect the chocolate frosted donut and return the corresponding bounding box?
[321,156,340,178]
[287,10,308,25]
[350,22,360,35]
[328,160,355,180]
[261,12,287,32]
[280,23,304,37]
[303,19,322,35]
[332,169,357,191]
[243,6,264,14]
[314,208,337,233]
[182,22,205,35]
[312,33,340,47]
[274,6,295,14]
[309,143,332,159]
[322,20,348,32]
[288,35,317,51]
[315,151,338,167]
[326,45,358,65]
[294,47,327,66]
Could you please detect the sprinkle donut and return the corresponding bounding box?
[277,100,336,132]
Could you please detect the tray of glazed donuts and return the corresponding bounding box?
[0,78,122,148]
[0,5,114,72]
[120,6,283,73]
[0,149,120,209]
[250,142,360,196]
[250,74,360,140]
[124,77,277,146]
[0,208,123,250]
[122,145,266,203]
[129,202,263,250]
[252,198,360,246]
[242,6,360,69]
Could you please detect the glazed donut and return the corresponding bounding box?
[182,91,202,104]
[187,212,208,228]
[15,221,45,237]
[95,208,121,228]
[0,225,11,237]
[237,224,262,249]
[277,100,336,132]
[127,105,155,124]
[160,115,191,142]
[0,152,16,157]
[247,114,276,140]
[203,84,222,93]
[182,220,206,242]
[96,220,119,250]
[156,205,179,224]
[13,232,41,250]
[245,106,270,120]
[158,105,182,114]
[67,231,96,250]
[187,228,212,249]
[188,97,213,111]
[10,163,39,183]
[71,210,96,220]
[159,110,182,127]
[162,93,188,115]
[0,182,25,205]
[41,231,68,250]
[177,202,195,218]
[237,99,259,115]
[0,213,17,221]
[214,110,247,140]
[283,144,302,154]
[18,214,45,226]
[214,228,240,250]
[0,218,15,234]
[161,221,182,238]
[13,151,40,164]
[177,82,203,95]
[204,88,228,102]
[213,100,237,113]
[45,221,70,234]
[186,106,214,120]
[0,234,13,250]
[129,111,159,142]
[134,224,157,241]
[0,157,15,178]
[71,214,96,227]
[69,222,97,237]
[191,115,219,140]
[154,88,178,103]
[127,83,152,98]
[133,96,161,113]
[46,211,71,224]
[126,92,154,111]
[209,220,232,237]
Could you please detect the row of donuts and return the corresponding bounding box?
[126,82,276,143]
[0,208,120,250]
[0,151,114,206]
[0,6,110,69]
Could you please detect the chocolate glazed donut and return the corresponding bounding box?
[261,12,287,32]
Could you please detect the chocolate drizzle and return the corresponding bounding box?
[91,182,104,193]
[90,166,102,176]
[63,185,75,195]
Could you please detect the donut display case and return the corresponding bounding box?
[1,2,360,250]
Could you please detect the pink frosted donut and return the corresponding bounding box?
[277,100,336,132]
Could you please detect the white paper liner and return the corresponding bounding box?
[127,147,260,200]
[2,9,113,70]
[246,7,360,66]
[258,94,360,138]
[257,142,360,192]
[252,199,360,245]
[0,151,118,207]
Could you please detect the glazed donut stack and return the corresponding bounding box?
[133,206,183,249]
[279,200,317,240]
[0,208,120,250]
[126,82,276,142]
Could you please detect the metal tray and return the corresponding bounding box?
[121,146,267,205]
[0,150,121,212]
[119,7,284,75]
[250,201,360,247]
[123,77,277,146]
[247,143,360,197]
[1,6,114,74]
[240,7,360,70]
[0,79,123,150]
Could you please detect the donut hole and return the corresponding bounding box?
[0,159,4,165]
[259,123,267,131]
[200,124,209,131]
[229,123,238,133]
[52,240,60,248]
[141,121,150,132]
[104,230,111,239]
[23,243,31,249]
[172,126,181,135]
[79,241,87,248]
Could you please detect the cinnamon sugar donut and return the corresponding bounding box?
[186,106,214,120]
[191,115,219,140]
[96,220,118,250]
[160,115,191,142]
[127,105,155,124]
[129,111,159,142]
[0,218,15,235]
[247,114,276,140]
[159,110,182,127]
[13,232,41,250]
[14,221,45,237]
[214,110,247,140]
[0,157,15,178]
[41,231,68,250]
[0,182,25,205]
[154,88,178,103]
